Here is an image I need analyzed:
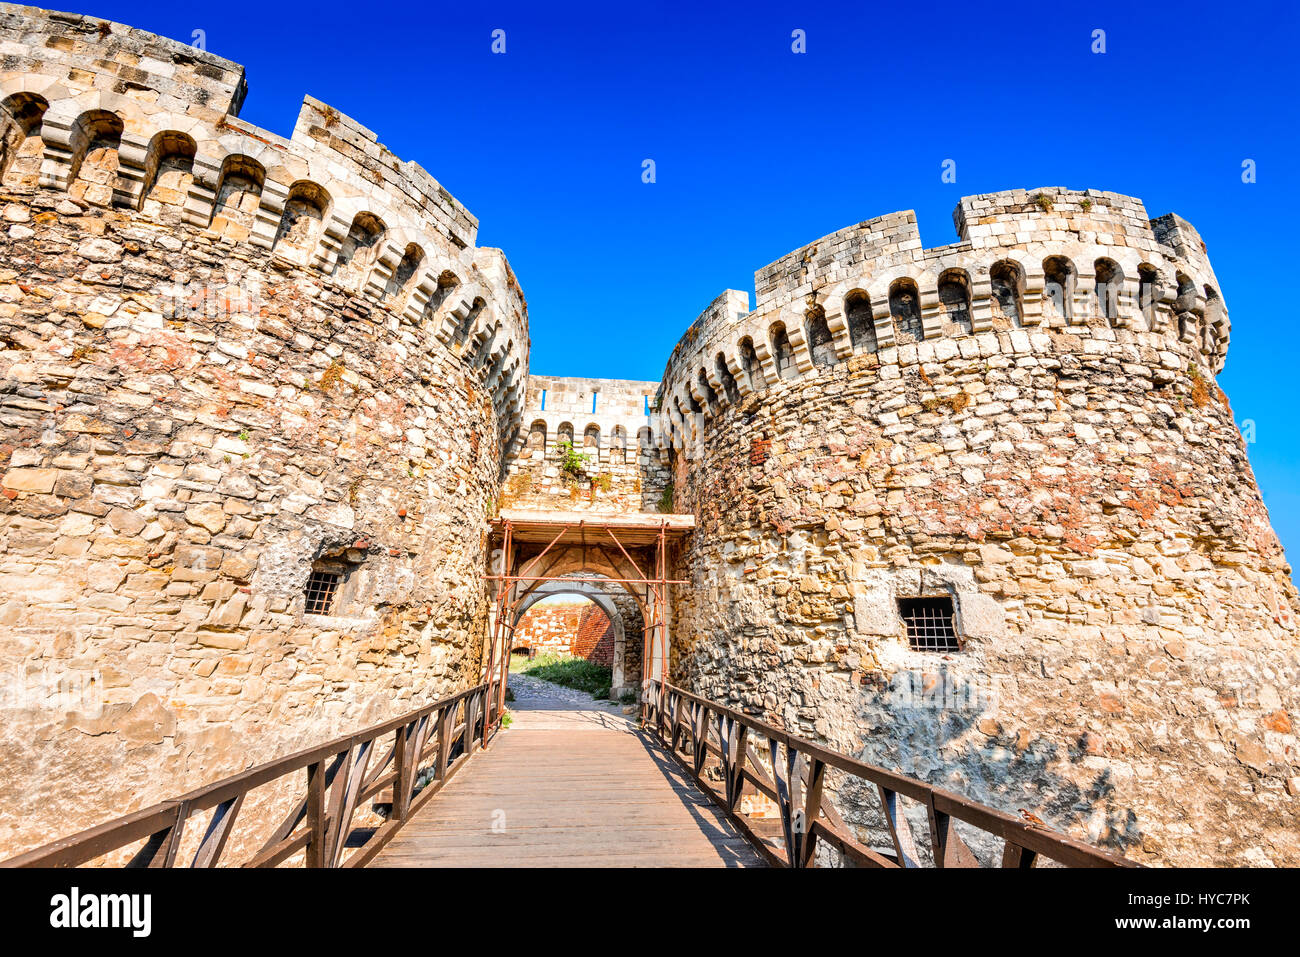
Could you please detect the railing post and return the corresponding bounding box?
[482,681,493,749]
[462,694,476,756]
[304,760,326,868]
[798,758,826,868]
[392,723,410,822]
[925,792,948,867]
[437,704,452,779]
[126,802,189,868]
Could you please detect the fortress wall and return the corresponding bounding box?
[0,5,526,857]
[656,191,1300,866]
[502,374,669,514]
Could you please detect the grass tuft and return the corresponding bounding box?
[512,652,612,699]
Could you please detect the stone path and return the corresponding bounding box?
[372,674,763,867]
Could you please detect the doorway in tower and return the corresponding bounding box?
[508,584,643,701]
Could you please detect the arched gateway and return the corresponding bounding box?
[483,510,695,710]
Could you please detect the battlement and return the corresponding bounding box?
[502,374,668,515]
[0,5,247,115]
[518,374,658,454]
[0,4,528,433]
[953,187,1160,251]
[658,187,1231,450]
[754,211,921,311]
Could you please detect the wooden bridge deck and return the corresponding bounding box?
[371,677,763,867]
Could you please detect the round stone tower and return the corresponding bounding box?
[0,7,526,856]
[656,187,1300,866]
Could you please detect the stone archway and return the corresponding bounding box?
[510,577,643,695]
[510,546,662,683]
[484,512,695,716]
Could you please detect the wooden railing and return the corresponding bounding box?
[3,681,501,868]
[643,680,1137,868]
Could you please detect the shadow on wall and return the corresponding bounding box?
[847,664,1141,858]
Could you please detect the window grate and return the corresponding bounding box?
[899,597,959,651]
[304,570,341,615]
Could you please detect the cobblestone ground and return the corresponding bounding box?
[504,673,638,732]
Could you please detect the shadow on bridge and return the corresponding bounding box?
[370,676,763,867]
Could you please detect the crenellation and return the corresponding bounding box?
[502,375,668,514]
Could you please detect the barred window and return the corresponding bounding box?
[899,597,959,652]
[304,570,341,615]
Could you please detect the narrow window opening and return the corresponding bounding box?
[305,570,341,615]
[540,389,547,411]
[592,391,598,414]
[898,596,959,652]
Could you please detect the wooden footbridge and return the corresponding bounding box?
[2,672,1133,869]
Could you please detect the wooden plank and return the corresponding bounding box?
[372,722,763,868]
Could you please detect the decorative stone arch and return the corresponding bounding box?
[695,367,719,411]
[774,302,816,376]
[803,301,837,368]
[271,178,331,264]
[936,267,974,335]
[987,249,1042,326]
[866,265,925,348]
[988,258,1026,328]
[768,319,798,381]
[811,280,857,358]
[1173,271,1204,343]
[138,130,197,217]
[332,209,387,292]
[527,418,547,457]
[208,153,266,243]
[450,285,492,348]
[423,268,463,331]
[65,108,123,207]
[714,352,741,404]
[888,276,924,344]
[382,241,427,307]
[736,335,765,392]
[1041,255,1077,324]
[843,287,877,353]
[610,425,629,464]
[1093,257,1124,325]
[34,91,146,195]
[0,91,49,187]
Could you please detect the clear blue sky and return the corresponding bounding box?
[81,0,1300,565]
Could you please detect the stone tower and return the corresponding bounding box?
[654,187,1299,866]
[0,5,525,855]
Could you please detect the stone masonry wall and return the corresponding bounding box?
[503,374,669,514]
[0,5,526,858]
[658,188,1300,867]
[513,600,615,666]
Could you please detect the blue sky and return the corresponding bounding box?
[82,0,1300,563]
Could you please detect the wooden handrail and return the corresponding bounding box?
[642,679,1138,869]
[2,680,504,869]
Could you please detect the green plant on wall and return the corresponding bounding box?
[556,439,591,477]
[657,484,674,513]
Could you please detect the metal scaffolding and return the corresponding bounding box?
[481,510,693,737]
